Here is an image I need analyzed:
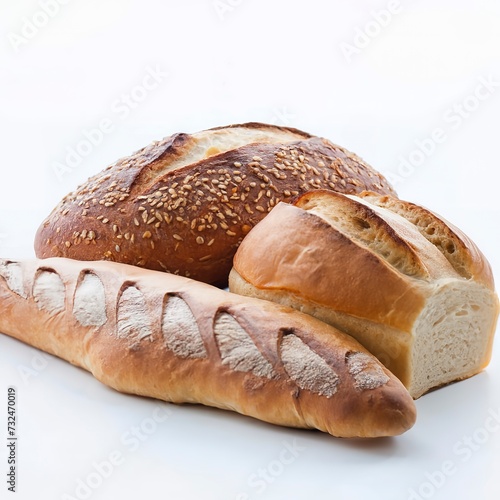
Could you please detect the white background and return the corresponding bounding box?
[1,1,500,499]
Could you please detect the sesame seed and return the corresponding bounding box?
[233,162,242,167]
[113,225,118,233]
[102,218,109,224]
[196,236,204,245]
[143,231,152,239]
[207,239,214,246]
[134,218,140,226]
[115,245,121,252]
[226,230,236,236]
[253,156,262,162]
[199,255,211,262]
[65,241,71,248]
[88,231,96,240]
[255,206,265,212]
[173,234,183,241]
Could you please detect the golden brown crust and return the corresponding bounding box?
[229,190,499,398]
[232,200,428,332]
[357,191,495,289]
[34,123,396,287]
[0,257,415,438]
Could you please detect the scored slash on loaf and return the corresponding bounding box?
[0,257,416,438]
[34,122,396,286]
[229,190,500,399]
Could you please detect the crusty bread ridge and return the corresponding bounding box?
[0,257,416,438]
[229,190,499,399]
[34,122,396,287]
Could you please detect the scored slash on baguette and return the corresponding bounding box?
[34,122,396,286]
[229,190,499,399]
[0,257,416,438]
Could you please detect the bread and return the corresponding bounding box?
[229,190,499,399]
[34,122,396,287]
[0,256,416,438]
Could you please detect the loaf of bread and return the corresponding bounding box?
[0,257,416,438]
[229,190,499,399]
[34,122,396,287]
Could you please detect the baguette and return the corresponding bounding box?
[229,190,499,399]
[34,122,396,287]
[0,257,415,438]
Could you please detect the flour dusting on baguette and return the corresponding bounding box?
[162,295,207,359]
[214,312,276,379]
[33,269,66,314]
[280,333,340,398]
[0,257,416,438]
[117,286,153,341]
[73,272,107,327]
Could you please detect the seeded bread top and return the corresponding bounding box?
[35,122,396,286]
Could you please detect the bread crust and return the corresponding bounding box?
[0,257,415,438]
[230,190,499,398]
[34,123,396,286]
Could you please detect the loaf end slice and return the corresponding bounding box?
[229,190,499,398]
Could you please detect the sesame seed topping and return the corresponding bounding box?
[196,236,204,245]
[115,245,121,252]
[143,231,152,239]
[173,234,183,241]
